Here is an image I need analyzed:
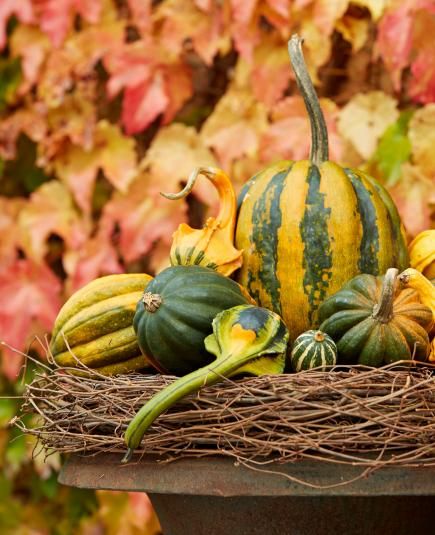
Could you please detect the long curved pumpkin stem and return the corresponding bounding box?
[161,167,243,276]
[288,35,329,166]
[372,268,399,322]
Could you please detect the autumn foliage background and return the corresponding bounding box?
[0,0,435,532]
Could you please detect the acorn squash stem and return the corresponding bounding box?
[122,351,262,462]
[161,166,236,238]
[288,35,329,166]
[372,268,399,322]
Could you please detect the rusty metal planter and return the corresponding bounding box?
[59,454,435,535]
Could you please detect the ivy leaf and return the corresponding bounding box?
[53,120,137,212]
[127,0,152,36]
[37,21,125,107]
[338,91,399,160]
[36,0,103,47]
[0,260,62,379]
[63,219,123,293]
[104,40,193,134]
[10,25,51,94]
[0,198,25,266]
[260,96,342,163]
[389,163,434,239]
[201,65,268,169]
[18,181,89,263]
[0,104,47,160]
[372,110,413,186]
[251,39,292,107]
[102,171,187,264]
[0,0,34,49]
[155,0,230,65]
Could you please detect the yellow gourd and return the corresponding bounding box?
[409,230,435,279]
[399,268,435,334]
[162,167,243,276]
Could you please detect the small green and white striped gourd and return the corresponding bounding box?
[290,330,337,372]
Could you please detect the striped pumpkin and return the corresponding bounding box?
[290,330,337,372]
[235,36,409,343]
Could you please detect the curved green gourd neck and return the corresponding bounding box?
[288,35,329,166]
[372,268,399,322]
[122,351,263,463]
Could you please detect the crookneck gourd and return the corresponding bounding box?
[318,268,433,366]
[123,304,289,462]
[236,35,409,343]
[50,274,153,375]
[162,166,243,276]
[398,268,435,332]
[290,330,337,372]
[408,231,435,279]
[133,265,255,376]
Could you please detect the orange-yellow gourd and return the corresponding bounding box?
[409,230,435,279]
[399,268,435,334]
[162,167,243,276]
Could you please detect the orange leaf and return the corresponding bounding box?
[260,96,343,163]
[18,181,89,263]
[53,120,137,212]
[102,171,187,263]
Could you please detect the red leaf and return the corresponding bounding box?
[260,96,343,163]
[122,77,169,135]
[409,48,435,104]
[105,41,193,134]
[0,0,33,49]
[127,0,152,36]
[63,221,123,292]
[0,260,62,379]
[35,0,103,47]
[376,2,413,90]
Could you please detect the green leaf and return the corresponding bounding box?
[5,429,27,469]
[373,110,413,186]
[0,58,22,111]
[0,398,16,426]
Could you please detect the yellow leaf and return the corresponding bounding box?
[338,91,399,159]
[53,120,137,212]
[335,15,369,52]
[200,67,268,169]
[10,25,51,93]
[353,0,388,21]
[408,104,435,177]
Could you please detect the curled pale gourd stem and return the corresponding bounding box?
[161,167,243,276]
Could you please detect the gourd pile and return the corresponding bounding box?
[49,36,435,462]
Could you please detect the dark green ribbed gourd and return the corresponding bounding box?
[133,265,254,376]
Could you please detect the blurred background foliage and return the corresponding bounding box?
[0,0,434,532]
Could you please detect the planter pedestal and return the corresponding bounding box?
[59,454,435,535]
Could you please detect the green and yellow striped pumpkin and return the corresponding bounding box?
[235,35,409,343]
[290,330,337,372]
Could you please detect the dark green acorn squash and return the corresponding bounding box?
[133,265,254,376]
[318,268,433,366]
[236,35,409,344]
